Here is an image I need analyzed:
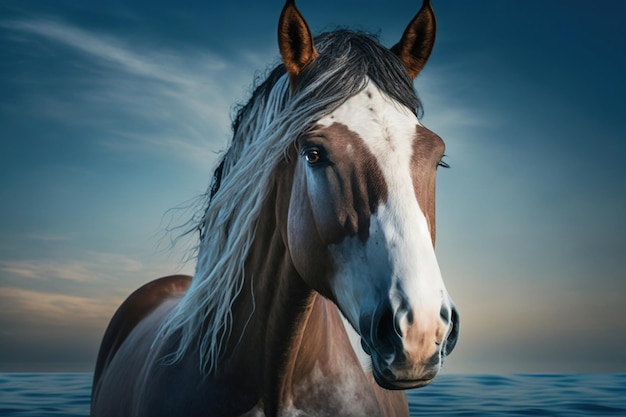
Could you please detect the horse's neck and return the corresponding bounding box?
[219,168,406,416]
[214,162,315,410]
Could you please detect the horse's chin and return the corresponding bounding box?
[370,354,438,391]
[374,373,434,390]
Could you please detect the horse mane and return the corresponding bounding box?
[156,30,423,374]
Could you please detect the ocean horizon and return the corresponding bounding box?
[0,373,625,416]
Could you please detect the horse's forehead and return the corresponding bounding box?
[317,83,420,148]
[316,83,430,181]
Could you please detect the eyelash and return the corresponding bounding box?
[437,155,450,169]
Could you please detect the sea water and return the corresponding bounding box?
[1,373,625,416]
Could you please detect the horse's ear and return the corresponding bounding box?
[278,0,318,86]
[390,0,436,80]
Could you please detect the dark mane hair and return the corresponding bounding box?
[297,30,421,115]
[233,30,421,134]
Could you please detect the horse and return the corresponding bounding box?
[91,0,459,415]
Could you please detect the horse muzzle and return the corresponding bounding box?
[360,300,460,390]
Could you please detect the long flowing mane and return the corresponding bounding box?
[156,30,424,374]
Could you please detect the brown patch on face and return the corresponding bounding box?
[411,126,445,245]
[302,122,388,243]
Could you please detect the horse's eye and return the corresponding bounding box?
[304,149,322,165]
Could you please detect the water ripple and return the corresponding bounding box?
[407,374,626,417]
[0,373,625,416]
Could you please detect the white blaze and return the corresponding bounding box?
[318,79,448,347]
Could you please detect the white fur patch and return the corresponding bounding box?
[319,79,448,340]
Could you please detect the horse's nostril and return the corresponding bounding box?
[444,303,460,356]
[375,308,393,339]
[374,308,399,356]
[439,305,451,324]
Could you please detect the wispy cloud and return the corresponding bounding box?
[0,254,140,284]
[0,286,121,327]
[0,251,193,292]
[2,17,273,166]
[5,19,201,84]
[0,250,192,347]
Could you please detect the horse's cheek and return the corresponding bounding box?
[287,165,338,294]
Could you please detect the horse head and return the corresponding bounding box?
[279,0,459,390]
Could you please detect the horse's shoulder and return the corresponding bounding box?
[93,275,191,384]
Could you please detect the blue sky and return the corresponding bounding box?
[1,0,625,374]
